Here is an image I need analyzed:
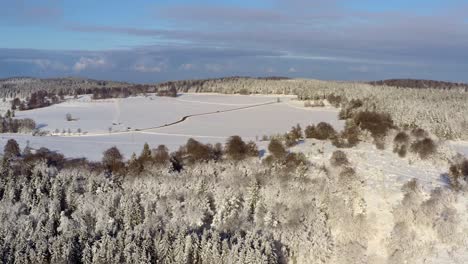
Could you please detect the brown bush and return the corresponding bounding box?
[285,133,298,147]
[331,137,345,148]
[304,125,316,139]
[290,124,302,140]
[342,123,360,146]
[285,124,303,147]
[246,141,259,157]
[102,146,124,172]
[225,135,248,160]
[305,122,336,140]
[330,150,349,167]
[153,145,170,165]
[411,128,429,139]
[353,111,394,139]
[268,138,287,160]
[185,138,212,163]
[396,145,408,158]
[449,156,468,187]
[284,152,308,169]
[211,143,224,161]
[262,155,275,166]
[394,131,410,144]
[410,138,436,159]
[393,131,410,157]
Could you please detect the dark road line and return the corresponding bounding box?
[139,100,278,131]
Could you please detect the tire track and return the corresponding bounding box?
[140,101,277,131]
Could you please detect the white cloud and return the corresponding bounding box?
[73,57,107,72]
[288,67,297,72]
[4,58,68,71]
[266,67,275,73]
[132,64,165,73]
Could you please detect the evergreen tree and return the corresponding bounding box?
[139,142,152,162]
[3,139,20,159]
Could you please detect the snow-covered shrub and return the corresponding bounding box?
[331,121,360,148]
[330,150,349,167]
[338,98,364,120]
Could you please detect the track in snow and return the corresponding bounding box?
[52,100,278,138]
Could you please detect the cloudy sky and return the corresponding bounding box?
[0,0,467,83]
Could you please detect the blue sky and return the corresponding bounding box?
[1,0,467,82]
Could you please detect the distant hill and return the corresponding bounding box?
[369,79,468,90]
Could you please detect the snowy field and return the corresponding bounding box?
[1,93,344,160]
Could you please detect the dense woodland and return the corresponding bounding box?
[0,125,467,263]
[369,79,468,90]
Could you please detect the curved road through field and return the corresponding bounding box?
[54,100,279,138]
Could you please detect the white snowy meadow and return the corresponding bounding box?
[1,93,343,160]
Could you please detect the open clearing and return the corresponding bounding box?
[1,93,344,160]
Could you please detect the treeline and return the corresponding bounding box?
[11,90,63,110]
[0,77,129,99]
[10,85,178,111]
[369,79,468,90]
[0,115,35,133]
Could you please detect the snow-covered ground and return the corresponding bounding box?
[450,141,468,157]
[1,93,344,160]
[290,139,468,263]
